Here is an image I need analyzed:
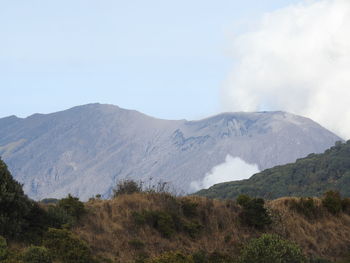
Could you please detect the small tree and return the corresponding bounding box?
[113,179,142,197]
[240,234,305,263]
[322,190,342,215]
[58,194,86,220]
[237,196,272,229]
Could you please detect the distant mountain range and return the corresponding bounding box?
[196,140,350,199]
[0,103,342,200]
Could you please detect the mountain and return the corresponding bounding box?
[0,103,341,200]
[196,140,350,199]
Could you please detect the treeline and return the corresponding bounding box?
[196,140,350,199]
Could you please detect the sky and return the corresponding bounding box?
[1,0,350,139]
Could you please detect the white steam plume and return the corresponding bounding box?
[190,155,259,191]
[223,0,350,139]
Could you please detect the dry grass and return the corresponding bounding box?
[269,197,350,261]
[73,194,350,262]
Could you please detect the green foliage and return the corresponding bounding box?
[181,199,199,217]
[238,197,272,229]
[182,221,203,238]
[236,195,251,207]
[128,239,145,250]
[57,194,86,221]
[0,236,7,260]
[113,179,142,197]
[46,205,75,229]
[289,198,320,219]
[240,234,306,263]
[196,140,350,199]
[0,159,32,239]
[322,191,342,215]
[43,228,96,263]
[21,246,52,263]
[133,209,203,239]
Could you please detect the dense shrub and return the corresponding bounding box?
[240,234,306,263]
[289,198,320,219]
[43,228,96,263]
[128,239,145,250]
[0,236,7,260]
[46,205,75,229]
[181,199,199,217]
[113,179,143,197]
[57,194,86,221]
[0,159,33,239]
[236,194,251,207]
[21,246,52,263]
[322,191,342,215]
[237,196,272,229]
[182,221,203,238]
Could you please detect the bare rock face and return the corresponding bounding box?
[0,104,342,200]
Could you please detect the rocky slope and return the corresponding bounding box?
[0,103,341,200]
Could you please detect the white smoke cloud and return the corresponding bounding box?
[190,155,259,191]
[223,0,350,139]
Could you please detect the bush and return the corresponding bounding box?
[21,246,52,263]
[289,198,320,219]
[183,221,203,239]
[57,194,86,221]
[240,234,306,263]
[181,199,198,217]
[0,236,7,260]
[43,228,96,263]
[236,194,251,207]
[46,205,75,229]
[238,197,272,229]
[129,239,145,250]
[113,179,143,197]
[322,191,342,215]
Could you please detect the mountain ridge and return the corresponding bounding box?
[0,103,342,200]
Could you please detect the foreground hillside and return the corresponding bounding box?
[2,159,350,263]
[0,103,341,200]
[73,192,350,262]
[196,140,350,200]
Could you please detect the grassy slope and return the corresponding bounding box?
[196,140,350,200]
[73,193,350,262]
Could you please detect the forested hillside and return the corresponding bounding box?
[196,140,350,200]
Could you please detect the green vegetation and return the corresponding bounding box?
[0,159,33,239]
[113,179,143,197]
[2,157,350,263]
[289,198,320,219]
[322,191,342,215]
[196,140,350,199]
[237,195,272,229]
[43,228,96,263]
[239,234,305,263]
[0,236,7,261]
[21,246,52,263]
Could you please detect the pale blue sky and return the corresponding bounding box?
[1,0,302,120]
